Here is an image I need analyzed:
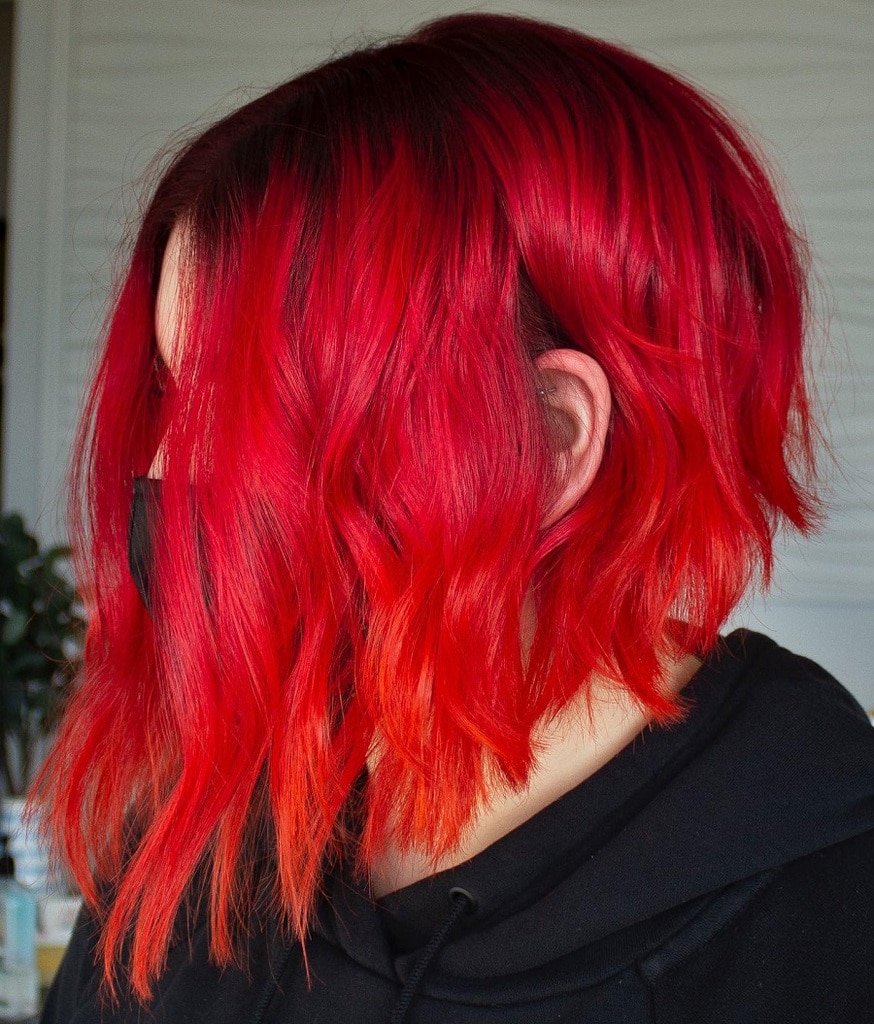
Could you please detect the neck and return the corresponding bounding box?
[368,649,702,899]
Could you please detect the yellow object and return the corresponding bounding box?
[37,939,67,988]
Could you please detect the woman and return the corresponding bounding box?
[35,11,874,1023]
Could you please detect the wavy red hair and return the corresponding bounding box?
[32,11,821,1004]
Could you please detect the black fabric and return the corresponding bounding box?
[40,629,874,1022]
[128,475,213,614]
[127,475,161,612]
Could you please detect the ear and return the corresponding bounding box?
[534,348,611,528]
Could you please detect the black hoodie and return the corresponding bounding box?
[41,629,874,1023]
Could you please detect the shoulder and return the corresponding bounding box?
[708,629,874,776]
[713,629,868,713]
[743,827,874,945]
[648,829,874,1022]
[774,827,874,915]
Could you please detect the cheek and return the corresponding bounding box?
[147,445,167,480]
[155,225,187,377]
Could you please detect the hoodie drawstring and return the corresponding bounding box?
[390,886,477,1024]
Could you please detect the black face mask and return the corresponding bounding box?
[128,475,161,612]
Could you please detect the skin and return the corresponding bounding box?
[150,223,702,897]
[147,225,186,479]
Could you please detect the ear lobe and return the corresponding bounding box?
[534,349,611,528]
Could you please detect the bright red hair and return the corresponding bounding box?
[32,11,821,1004]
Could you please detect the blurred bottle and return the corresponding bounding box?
[0,834,38,1020]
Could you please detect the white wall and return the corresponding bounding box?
[4,0,872,706]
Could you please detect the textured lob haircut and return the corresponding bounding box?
[33,10,821,1004]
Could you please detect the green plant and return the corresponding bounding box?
[0,511,85,796]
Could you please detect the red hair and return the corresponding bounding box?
[33,11,821,1004]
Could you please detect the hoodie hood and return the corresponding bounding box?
[316,629,874,993]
